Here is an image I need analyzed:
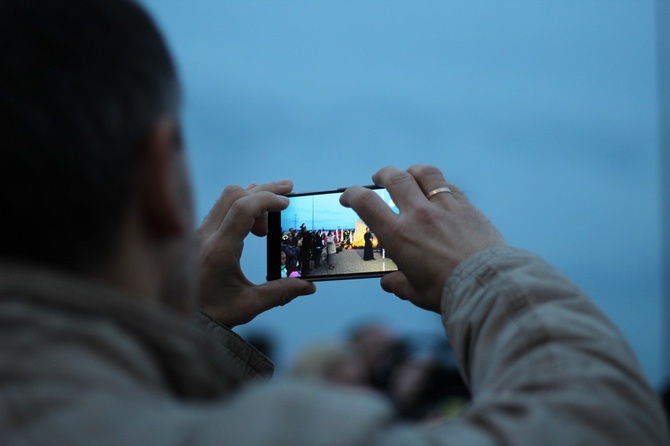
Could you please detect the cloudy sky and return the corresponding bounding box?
[139,0,664,388]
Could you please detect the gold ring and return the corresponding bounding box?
[426,187,452,199]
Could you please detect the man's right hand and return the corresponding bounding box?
[340,165,506,313]
[196,181,316,328]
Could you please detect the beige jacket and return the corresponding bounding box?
[1,247,667,445]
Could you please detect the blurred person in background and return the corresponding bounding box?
[389,355,470,422]
[290,340,366,388]
[349,323,409,392]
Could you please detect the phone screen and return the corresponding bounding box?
[267,187,399,281]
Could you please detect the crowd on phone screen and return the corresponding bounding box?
[281,224,355,277]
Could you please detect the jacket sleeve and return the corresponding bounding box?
[194,311,274,379]
[427,246,669,445]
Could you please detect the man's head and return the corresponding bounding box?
[0,0,183,273]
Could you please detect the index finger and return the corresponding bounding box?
[199,180,294,236]
[217,191,290,245]
[340,185,398,236]
[372,166,427,211]
[245,180,294,236]
[198,184,246,236]
[246,179,294,195]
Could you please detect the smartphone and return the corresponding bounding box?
[267,186,399,281]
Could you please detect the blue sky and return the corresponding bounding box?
[139,0,664,388]
[283,188,396,230]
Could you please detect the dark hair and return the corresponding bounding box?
[0,0,179,271]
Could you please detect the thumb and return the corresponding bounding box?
[381,272,440,313]
[252,278,317,310]
[380,271,415,302]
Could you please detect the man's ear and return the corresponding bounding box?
[136,117,190,239]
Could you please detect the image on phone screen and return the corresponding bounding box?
[267,187,399,281]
